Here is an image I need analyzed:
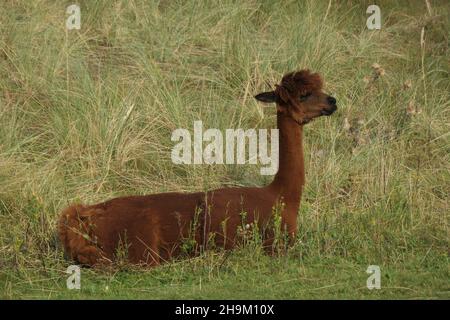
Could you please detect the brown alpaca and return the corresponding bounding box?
[57,70,337,266]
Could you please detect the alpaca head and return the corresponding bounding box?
[254,70,337,125]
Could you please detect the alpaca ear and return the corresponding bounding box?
[254,91,278,103]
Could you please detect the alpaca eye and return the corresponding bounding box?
[299,93,311,102]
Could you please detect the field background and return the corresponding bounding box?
[0,0,448,299]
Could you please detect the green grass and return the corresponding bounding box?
[0,0,449,299]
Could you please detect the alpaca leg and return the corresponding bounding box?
[76,245,107,266]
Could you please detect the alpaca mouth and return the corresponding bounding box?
[321,108,336,116]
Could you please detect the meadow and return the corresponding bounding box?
[0,0,448,299]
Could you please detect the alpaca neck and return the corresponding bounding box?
[269,112,305,203]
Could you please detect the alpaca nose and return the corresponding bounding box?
[322,97,337,116]
[327,96,336,105]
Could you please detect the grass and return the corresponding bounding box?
[0,0,449,299]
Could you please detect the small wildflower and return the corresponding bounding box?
[245,224,250,230]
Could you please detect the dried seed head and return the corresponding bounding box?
[406,100,422,115]
[406,101,415,115]
[315,149,325,158]
[376,67,385,76]
[403,80,412,89]
[343,118,351,131]
[371,63,381,69]
[371,63,385,77]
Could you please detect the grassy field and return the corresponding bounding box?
[0,0,449,299]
